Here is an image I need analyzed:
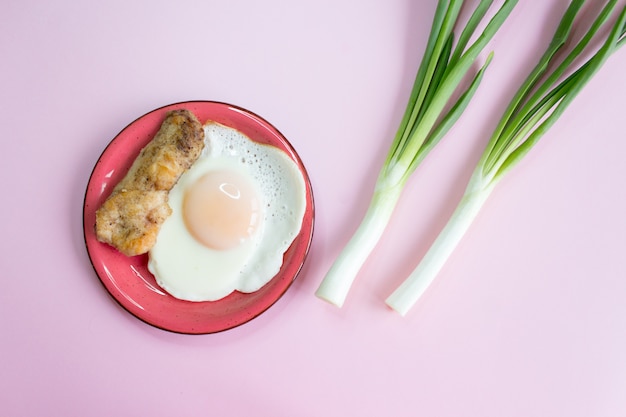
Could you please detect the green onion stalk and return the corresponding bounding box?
[387,0,626,315]
[316,0,519,307]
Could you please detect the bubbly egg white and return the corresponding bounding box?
[148,122,307,302]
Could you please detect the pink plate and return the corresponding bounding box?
[83,101,315,334]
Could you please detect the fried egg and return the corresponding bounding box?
[147,121,307,302]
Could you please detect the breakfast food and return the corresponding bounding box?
[148,121,307,302]
[95,109,205,256]
[95,107,307,303]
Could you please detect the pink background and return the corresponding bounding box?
[2,1,625,416]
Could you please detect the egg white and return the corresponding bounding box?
[147,122,307,302]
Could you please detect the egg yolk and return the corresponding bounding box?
[182,170,262,250]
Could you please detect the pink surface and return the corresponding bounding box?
[1,1,625,416]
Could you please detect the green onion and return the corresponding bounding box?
[315,0,518,307]
[386,0,626,316]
